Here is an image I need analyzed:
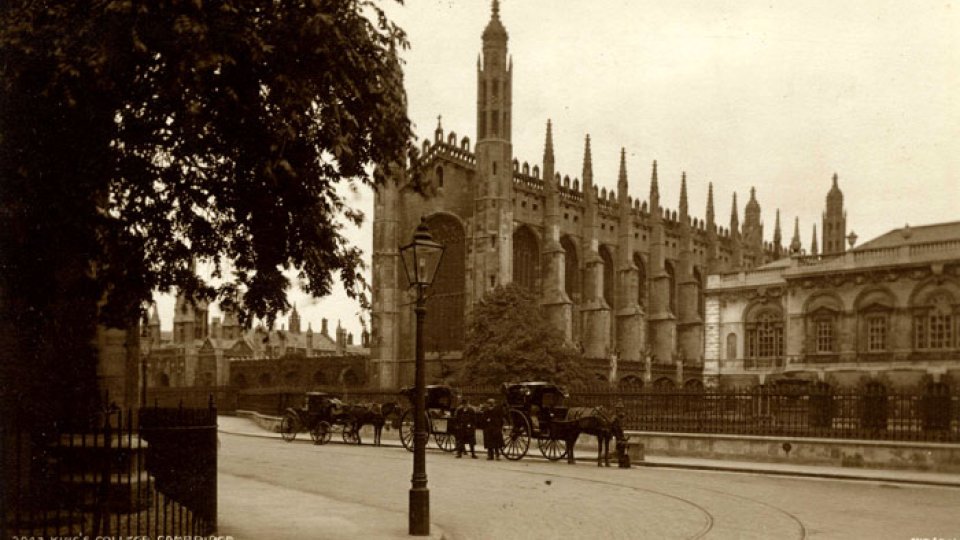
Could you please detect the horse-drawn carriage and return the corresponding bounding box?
[500,381,618,465]
[397,384,461,453]
[279,391,359,445]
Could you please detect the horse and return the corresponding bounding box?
[548,406,614,467]
[349,402,402,446]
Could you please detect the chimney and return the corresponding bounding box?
[321,318,329,337]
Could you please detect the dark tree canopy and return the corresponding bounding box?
[0,1,415,416]
[460,284,587,387]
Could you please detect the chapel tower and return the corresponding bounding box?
[822,173,846,254]
[471,0,515,298]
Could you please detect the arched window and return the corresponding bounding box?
[158,373,171,387]
[232,373,248,389]
[653,377,674,390]
[746,310,784,358]
[914,293,956,350]
[435,165,444,188]
[284,371,299,386]
[633,253,646,307]
[561,236,579,301]
[805,295,843,356]
[856,289,895,354]
[258,373,272,388]
[599,245,615,307]
[342,369,360,387]
[513,226,540,294]
[665,260,677,314]
[424,214,466,353]
[726,333,738,360]
[312,370,326,386]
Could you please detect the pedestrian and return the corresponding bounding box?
[481,398,505,460]
[454,398,478,459]
[611,401,631,468]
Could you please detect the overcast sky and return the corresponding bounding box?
[155,0,959,336]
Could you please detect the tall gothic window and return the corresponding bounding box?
[914,294,956,350]
[746,310,783,358]
[633,253,646,307]
[694,266,705,319]
[423,214,466,353]
[561,236,579,301]
[665,260,677,315]
[513,226,540,294]
[599,245,615,307]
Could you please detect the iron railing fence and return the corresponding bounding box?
[223,383,960,443]
[2,401,217,538]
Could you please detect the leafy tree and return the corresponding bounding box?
[460,284,588,387]
[0,1,416,419]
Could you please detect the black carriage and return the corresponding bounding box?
[500,382,571,461]
[397,384,461,453]
[279,391,360,445]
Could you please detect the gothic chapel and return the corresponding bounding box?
[370,2,783,389]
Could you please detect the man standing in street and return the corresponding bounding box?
[481,398,505,460]
[455,398,478,458]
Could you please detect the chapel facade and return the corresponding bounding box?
[370,3,784,389]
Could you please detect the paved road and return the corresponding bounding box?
[219,431,960,539]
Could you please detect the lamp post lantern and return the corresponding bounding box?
[399,217,444,536]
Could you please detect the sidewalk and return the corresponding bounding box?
[217,415,960,488]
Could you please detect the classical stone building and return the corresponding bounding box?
[704,180,960,389]
[370,3,782,389]
[142,297,368,388]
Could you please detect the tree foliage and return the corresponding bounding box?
[0,1,415,415]
[460,284,587,387]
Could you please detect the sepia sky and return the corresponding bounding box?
[156,0,960,335]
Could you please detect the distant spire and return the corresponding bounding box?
[679,172,688,217]
[617,148,628,185]
[773,209,782,243]
[790,217,801,254]
[492,0,500,18]
[706,182,715,226]
[582,134,593,183]
[543,119,554,163]
[649,160,659,210]
[811,224,819,255]
[730,192,739,233]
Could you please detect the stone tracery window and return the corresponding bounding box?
[513,226,540,294]
[424,214,466,353]
[599,245,615,307]
[633,253,646,307]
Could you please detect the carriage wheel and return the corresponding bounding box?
[399,409,415,452]
[280,413,299,442]
[434,433,456,453]
[538,436,567,461]
[311,421,333,445]
[342,425,360,445]
[501,410,531,461]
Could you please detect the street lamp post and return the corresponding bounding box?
[399,218,445,536]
